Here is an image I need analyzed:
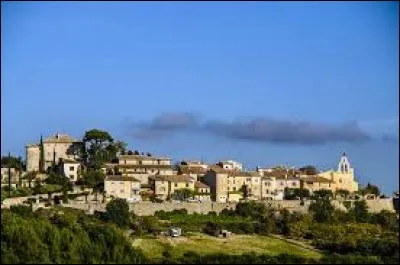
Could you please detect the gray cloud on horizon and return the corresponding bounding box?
[127,112,379,145]
[131,113,199,140]
[203,118,370,145]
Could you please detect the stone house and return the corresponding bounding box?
[104,175,141,202]
[149,174,196,201]
[203,167,262,203]
[26,133,82,172]
[194,181,211,201]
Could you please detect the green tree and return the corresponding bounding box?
[82,129,126,170]
[299,165,318,175]
[105,198,130,227]
[239,184,250,199]
[360,182,381,197]
[335,189,350,200]
[309,196,335,223]
[312,189,333,199]
[39,135,45,173]
[172,188,195,201]
[352,200,369,222]
[81,169,105,188]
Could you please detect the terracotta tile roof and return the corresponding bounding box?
[195,181,210,189]
[179,165,208,174]
[119,155,171,161]
[118,164,172,169]
[210,166,260,177]
[301,176,334,183]
[152,174,195,183]
[105,175,140,182]
[43,134,81,143]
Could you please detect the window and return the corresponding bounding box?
[186,183,189,188]
[227,187,230,191]
[246,178,251,182]
[69,175,74,179]
[266,189,269,194]
[69,166,74,171]
[233,187,236,191]
[120,189,124,193]
[267,182,271,187]
[292,182,296,186]
[339,179,342,183]
[280,181,284,186]
[174,183,178,187]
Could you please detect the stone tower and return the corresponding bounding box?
[338,152,351,173]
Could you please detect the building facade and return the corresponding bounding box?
[318,153,359,192]
[150,175,196,201]
[203,167,262,203]
[26,133,82,172]
[104,175,141,202]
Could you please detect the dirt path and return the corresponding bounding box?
[269,234,321,252]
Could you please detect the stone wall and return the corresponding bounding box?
[3,197,397,215]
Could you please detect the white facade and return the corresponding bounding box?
[61,161,81,182]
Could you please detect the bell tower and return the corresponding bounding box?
[338,152,351,173]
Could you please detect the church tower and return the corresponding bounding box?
[338,152,351,173]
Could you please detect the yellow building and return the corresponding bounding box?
[203,167,262,203]
[104,175,141,202]
[194,181,211,202]
[300,176,335,193]
[318,153,359,193]
[150,174,196,201]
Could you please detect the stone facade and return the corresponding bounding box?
[318,153,359,192]
[204,168,262,203]
[26,133,82,172]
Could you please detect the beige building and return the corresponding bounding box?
[194,181,211,201]
[318,153,359,193]
[26,133,82,172]
[150,175,196,201]
[104,175,141,202]
[117,154,174,184]
[300,176,335,193]
[203,167,262,203]
[178,165,208,181]
[1,167,20,188]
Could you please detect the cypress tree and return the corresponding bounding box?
[39,135,45,173]
[8,152,11,197]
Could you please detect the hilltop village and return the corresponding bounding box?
[1,130,362,203]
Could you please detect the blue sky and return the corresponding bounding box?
[1,1,398,194]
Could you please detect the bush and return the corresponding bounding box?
[105,198,130,227]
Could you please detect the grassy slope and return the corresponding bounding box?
[134,233,322,261]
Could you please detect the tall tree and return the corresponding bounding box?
[39,135,45,173]
[8,152,11,197]
[82,129,126,170]
[360,183,381,197]
[299,165,318,175]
